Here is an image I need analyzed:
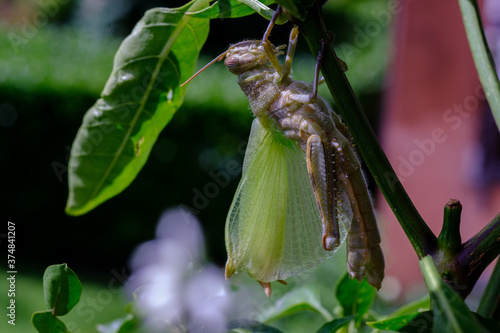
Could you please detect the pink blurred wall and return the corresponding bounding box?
[378,0,498,297]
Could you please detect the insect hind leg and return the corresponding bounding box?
[310,39,327,103]
[306,134,340,251]
[314,32,348,92]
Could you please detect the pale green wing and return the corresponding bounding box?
[225,119,351,283]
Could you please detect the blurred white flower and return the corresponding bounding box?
[127,207,231,332]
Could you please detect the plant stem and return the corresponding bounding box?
[457,213,500,295]
[458,0,500,130]
[295,2,436,258]
[477,258,500,321]
[438,199,462,255]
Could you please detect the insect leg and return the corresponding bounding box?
[324,31,349,72]
[311,38,327,103]
[332,135,385,290]
[306,33,346,92]
[282,26,299,79]
[306,134,340,251]
[258,281,272,297]
[262,5,281,42]
[287,37,326,105]
[262,6,285,80]
[284,39,325,105]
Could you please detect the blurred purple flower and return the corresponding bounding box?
[127,207,230,332]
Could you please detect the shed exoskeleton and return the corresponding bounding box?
[182,10,384,296]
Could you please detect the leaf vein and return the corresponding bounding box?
[88,17,189,201]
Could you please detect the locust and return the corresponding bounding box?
[182,8,384,296]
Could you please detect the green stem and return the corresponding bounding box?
[457,213,500,296]
[477,258,500,321]
[295,3,436,258]
[239,0,288,24]
[458,0,500,130]
[437,199,462,255]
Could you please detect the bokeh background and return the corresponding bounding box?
[1,0,498,332]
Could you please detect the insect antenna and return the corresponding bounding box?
[180,51,228,87]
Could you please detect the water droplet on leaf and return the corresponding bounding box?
[93,109,103,118]
[117,70,133,83]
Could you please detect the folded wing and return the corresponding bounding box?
[225,119,351,283]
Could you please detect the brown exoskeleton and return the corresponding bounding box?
[182,8,384,295]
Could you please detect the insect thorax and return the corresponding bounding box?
[237,69,339,151]
[238,67,282,118]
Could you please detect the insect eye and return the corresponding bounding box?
[224,53,257,74]
[224,56,238,69]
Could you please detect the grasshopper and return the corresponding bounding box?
[182,9,384,296]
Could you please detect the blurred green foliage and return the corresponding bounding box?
[0,274,126,333]
[0,27,120,95]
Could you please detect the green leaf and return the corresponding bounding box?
[32,311,70,333]
[368,311,433,333]
[384,294,431,318]
[458,0,500,132]
[259,285,332,323]
[335,272,376,326]
[228,319,284,333]
[187,0,275,19]
[419,256,488,333]
[368,310,500,333]
[315,316,355,333]
[43,264,82,316]
[66,2,210,215]
[367,294,431,332]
